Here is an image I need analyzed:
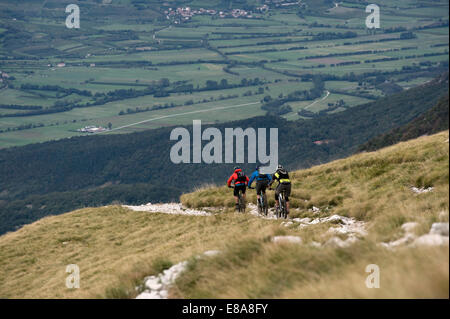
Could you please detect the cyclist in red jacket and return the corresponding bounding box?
[227,166,250,211]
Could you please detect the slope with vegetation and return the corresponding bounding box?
[358,94,449,152]
[0,131,448,298]
[176,131,449,298]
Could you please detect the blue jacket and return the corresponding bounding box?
[248,170,272,187]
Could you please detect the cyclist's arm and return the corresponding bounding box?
[227,174,235,187]
[245,176,250,185]
[248,171,257,187]
[268,173,277,187]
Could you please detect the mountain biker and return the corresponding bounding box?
[227,166,250,211]
[248,166,272,206]
[269,164,292,215]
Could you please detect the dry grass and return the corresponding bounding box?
[0,207,280,298]
[171,239,448,298]
[279,246,449,298]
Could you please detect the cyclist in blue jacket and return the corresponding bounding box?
[248,166,272,205]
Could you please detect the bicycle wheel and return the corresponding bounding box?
[278,193,285,219]
[257,192,263,214]
[239,190,245,213]
[276,196,282,219]
[281,192,287,219]
[263,193,268,216]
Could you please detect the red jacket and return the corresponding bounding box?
[227,168,249,187]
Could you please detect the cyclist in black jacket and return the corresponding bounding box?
[269,164,292,215]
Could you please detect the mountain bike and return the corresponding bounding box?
[270,187,288,219]
[230,185,246,213]
[277,189,288,219]
[249,186,268,216]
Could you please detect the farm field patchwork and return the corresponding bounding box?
[0,0,448,148]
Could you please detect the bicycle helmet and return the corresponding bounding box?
[255,165,260,171]
[234,166,241,170]
[277,164,284,170]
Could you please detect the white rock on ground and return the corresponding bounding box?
[401,222,419,234]
[429,223,449,236]
[247,203,278,220]
[381,222,449,249]
[145,277,162,291]
[123,203,211,216]
[136,291,162,299]
[380,233,417,249]
[136,251,219,299]
[202,250,221,257]
[292,214,367,237]
[309,241,321,248]
[412,234,449,247]
[311,206,320,213]
[293,217,311,224]
[272,236,302,244]
[411,186,433,194]
[276,214,366,248]
[325,236,359,248]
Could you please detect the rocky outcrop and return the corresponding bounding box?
[136,250,220,299]
[272,236,302,244]
[381,222,449,249]
[124,203,211,216]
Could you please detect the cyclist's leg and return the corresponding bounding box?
[284,184,292,215]
[260,181,269,215]
[233,187,240,210]
[256,186,260,202]
[260,181,268,193]
[256,182,263,201]
[238,185,246,210]
[260,182,267,202]
[274,184,281,210]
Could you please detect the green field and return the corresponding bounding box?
[0,0,448,148]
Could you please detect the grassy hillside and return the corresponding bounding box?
[0,131,448,298]
[182,131,449,241]
[0,206,279,298]
[358,93,449,152]
[176,131,449,298]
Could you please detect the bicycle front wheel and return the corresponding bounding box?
[239,191,245,213]
[263,193,268,216]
